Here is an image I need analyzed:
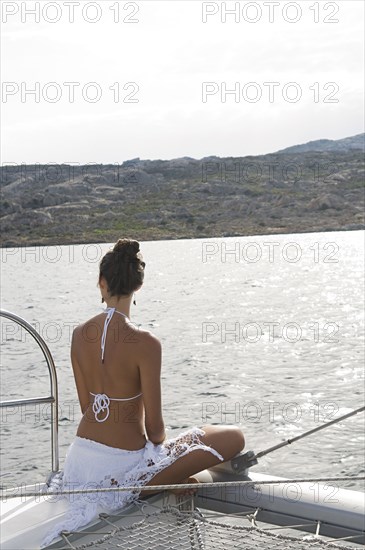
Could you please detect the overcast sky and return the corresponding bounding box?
[1,0,364,164]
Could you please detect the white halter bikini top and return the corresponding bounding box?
[90,307,142,423]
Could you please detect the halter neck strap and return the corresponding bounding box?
[101,307,128,363]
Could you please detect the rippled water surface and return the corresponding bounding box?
[1,231,364,491]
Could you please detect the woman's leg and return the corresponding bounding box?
[143,425,244,491]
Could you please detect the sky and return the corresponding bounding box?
[1,0,364,164]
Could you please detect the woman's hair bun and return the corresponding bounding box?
[113,238,140,258]
[99,238,145,298]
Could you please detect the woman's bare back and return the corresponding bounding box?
[71,309,163,450]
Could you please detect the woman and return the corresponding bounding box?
[42,238,244,547]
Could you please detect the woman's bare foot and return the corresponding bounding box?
[170,476,199,496]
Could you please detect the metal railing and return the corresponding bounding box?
[0,309,59,472]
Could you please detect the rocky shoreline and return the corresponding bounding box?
[1,135,364,247]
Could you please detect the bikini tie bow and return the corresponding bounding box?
[92,393,110,422]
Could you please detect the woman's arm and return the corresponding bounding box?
[70,329,90,415]
[138,332,166,444]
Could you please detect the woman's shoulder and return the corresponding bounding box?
[133,327,161,367]
[126,322,161,349]
[71,313,106,339]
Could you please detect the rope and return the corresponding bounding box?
[252,405,365,461]
[2,476,364,499]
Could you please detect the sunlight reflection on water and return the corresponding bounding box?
[0,230,364,490]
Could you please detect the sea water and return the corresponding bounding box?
[0,231,364,491]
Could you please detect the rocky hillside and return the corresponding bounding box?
[276,133,365,154]
[1,134,364,246]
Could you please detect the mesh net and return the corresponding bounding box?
[57,507,360,550]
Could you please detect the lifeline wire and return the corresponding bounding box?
[2,476,365,499]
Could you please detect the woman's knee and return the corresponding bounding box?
[201,424,245,459]
[230,425,245,454]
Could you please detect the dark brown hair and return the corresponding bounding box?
[99,238,145,297]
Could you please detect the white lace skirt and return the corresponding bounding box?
[41,427,223,547]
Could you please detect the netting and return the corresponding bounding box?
[56,507,360,550]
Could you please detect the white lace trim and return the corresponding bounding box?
[41,428,223,548]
